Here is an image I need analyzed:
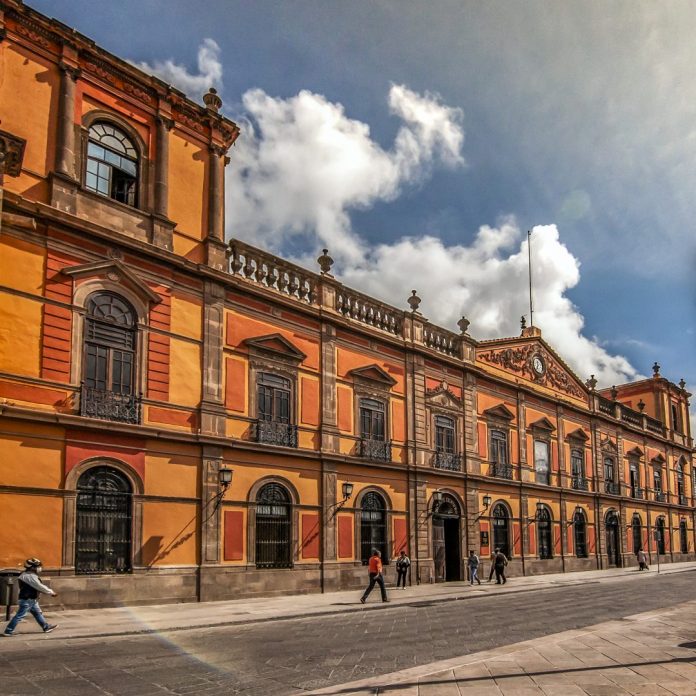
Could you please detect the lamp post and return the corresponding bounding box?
[342,482,354,502]
[218,467,233,493]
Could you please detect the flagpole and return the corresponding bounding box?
[527,229,534,327]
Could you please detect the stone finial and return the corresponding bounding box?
[610,385,618,401]
[317,249,334,275]
[637,399,646,412]
[586,374,597,391]
[407,290,421,312]
[457,316,470,335]
[652,361,660,377]
[520,315,527,331]
[203,87,222,112]
[679,378,686,390]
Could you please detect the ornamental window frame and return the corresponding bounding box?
[354,487,392,565]
[573,508,588,558]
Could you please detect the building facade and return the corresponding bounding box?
[0,1,694,608]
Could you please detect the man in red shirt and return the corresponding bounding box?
[360,549,389,603]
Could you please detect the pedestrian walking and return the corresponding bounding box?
[360,549,389,603]
[3,558,58,636]
[467,550,481,585]
[487,550,497,582]
[637,548,649,571]
[493,548,508,584]
[395,549,410,589]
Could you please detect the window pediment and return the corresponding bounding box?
[63,259,161,306]
[244,334,306,363]
[426,382,461,409]
[651,453,666,466]
[348,364,397,387]
[625,446,643,458]
[566,427,589,442]
[529,416,556,433]
[483,404,515,421]
[600,436,617,453]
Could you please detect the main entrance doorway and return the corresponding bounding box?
[432,494,462,582]
[605,511,621,567]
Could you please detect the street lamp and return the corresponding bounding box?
[430,490,444,516]
[341,482,354,501]
[566,505,583,527]
[218,467,233,491]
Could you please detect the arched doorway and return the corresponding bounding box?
[537,506,553,559]
[655,517,666,556]
[255,482,293,568]
[492,503,511,559]
[631,514,642,555]
[605,511,621,567]
[432,494,461,582]
[75,466,132,574]
[360,491,388,564]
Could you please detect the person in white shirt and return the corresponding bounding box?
[3,558,58,636]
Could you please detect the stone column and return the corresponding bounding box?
[199,280,226,437]
[55,62,79,179]
[154,115,172,217]
[205,146,227,270]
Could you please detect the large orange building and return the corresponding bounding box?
[0,0,693,608]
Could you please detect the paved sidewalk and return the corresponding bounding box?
[308,599,696,695]
[3,561,696,641]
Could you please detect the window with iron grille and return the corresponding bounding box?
[489,430,510,478]
[255,483,293,569]
[360,398,385,441]
[435,415,455,453]
[631,514,642,554]
[360,491,388,564]
[81,293,140,424]
[85,122,138,206]
[571,448,584,479]
[655,517,666,555]
[603,457,615,485]
[75,466,132,575]
[574,509,588,558]
[257,373,291,423]
[534,440,550,485]
[537,506,553,559]
[492,504,510,558]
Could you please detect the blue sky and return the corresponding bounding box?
[34,1,695,402]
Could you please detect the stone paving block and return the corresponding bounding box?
[539,686,589,695]
[660,681,696,695]
[581,686,631,695]
[623,685,675,695]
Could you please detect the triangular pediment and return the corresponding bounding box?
[348,364,397,386]
[244,333,306,362]
[62,259,161,305]
[483,404,515,421]
[566,427,589,442]
[476,336,588,402]
[426,382,462,408]
[626,446,644,458]
[651,453,666,465]
[529,417,556,433]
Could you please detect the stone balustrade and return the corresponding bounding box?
[335,289,402,336]
[423,323,461,357]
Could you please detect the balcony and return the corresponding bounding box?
[491,463,514,480]
[359,438,392,462]
[630,487,644,500]
[80,384,141,424]
[571,476,589,491]
[604,481,621,495]
[654,491,666,503]
[536,472,551,485]
[433,451,462,472]
[254,420,298,448]
[679,494,689,506]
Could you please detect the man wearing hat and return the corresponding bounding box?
[3,558,58,636]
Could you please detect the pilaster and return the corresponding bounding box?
[199,280,226,437]
[200,445,224,566]
[463,371,481,474]
[320,321,339,452]
[205,145,227,270]
[322,462,338,562]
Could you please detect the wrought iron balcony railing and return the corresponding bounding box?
[679,494,688,506]
[491,463,513,480]
[80,384,141,424]
[254,420,298,448]
[433,451,462,471]
[571,476,589,491]
[630,487,644,499]
[535,471,551,485]
[604,481,621,495]
[359,438,392,462]
[654,491,666,503]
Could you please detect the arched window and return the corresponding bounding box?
[631,514,642,554]
[360,491,388,564]
[85,122,138,206]
[680,519,689,554]
[255,483,293,569]
[255,373,296,447]
[537,506,553,559]
[75,466,132,575]
[574,509,588,558]
[81,293,139,423]
[655,517,666,555]
[491,504,510,559]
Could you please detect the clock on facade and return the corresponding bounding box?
[532,354,546,377]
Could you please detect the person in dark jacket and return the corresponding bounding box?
[395,549,410,589]
[3,558,58,636]
[493,548,508,584]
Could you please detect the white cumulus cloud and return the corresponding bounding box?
[136,38,222,99]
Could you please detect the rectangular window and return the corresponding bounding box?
[490,430,508,465]
[435,415,455,453]
[571,449,584,478]
[360,398,385,441]
[534,440,550,485]
[257,373,292,423]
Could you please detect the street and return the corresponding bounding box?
[2,571,696,695]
